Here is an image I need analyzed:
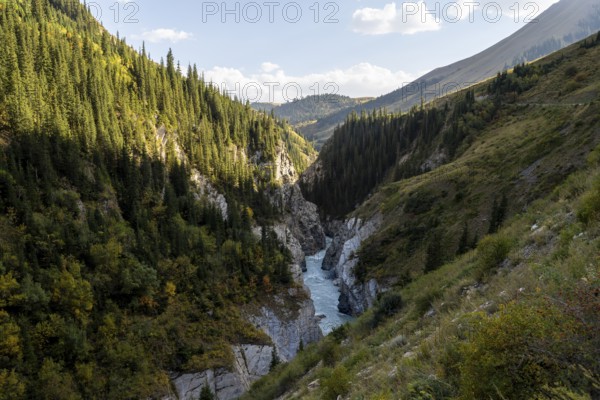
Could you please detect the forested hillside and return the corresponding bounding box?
[303,32,600,219]
[252,94,372,131]
[0,0,314,398]
[302,103,459,217]
[248,33,600,400]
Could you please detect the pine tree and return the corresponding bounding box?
[270,347,280,371]
[424,231,444,273]
[489,194,508,234]
[199,386,215,400]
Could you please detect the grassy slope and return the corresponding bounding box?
[355,38,600,286]
[241,36,600,400]
[259,163,599,400]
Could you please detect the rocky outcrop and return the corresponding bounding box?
[167,293,322,400]
[299,158,323,188]
[252,144,297,185]
[268,183,326,255]
[253,223,306,282]
[191,170,229,221]
[273,145,297,185]
[248,292,323,362]
[272,223,306,279]
[252,142,325,255]
[169,344,274,400]
[325,216,382,316]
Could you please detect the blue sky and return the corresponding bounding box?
[86,0,559,102]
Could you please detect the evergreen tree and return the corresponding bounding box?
[489,194,508,234]
[270,348,281,371]
[457,222,470,255]
[424,231,444,273]
[199,386,215,400]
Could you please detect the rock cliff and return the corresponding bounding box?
[169,344,274,400]
[324,216,382,316]
[268,183,326,255]
[272,223,306,280]
[190,170,229,221]
[247,292,323,362]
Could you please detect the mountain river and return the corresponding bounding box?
[303,238,354,335]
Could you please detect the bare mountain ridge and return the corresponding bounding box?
[301,0,600,147]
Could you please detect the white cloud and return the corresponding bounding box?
[351,0,561,35]
[352,2,441,35]
[133,28,193,43]
[261,62,280,73]
[202,63,418,103]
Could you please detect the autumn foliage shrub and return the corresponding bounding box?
[459,280,600,400]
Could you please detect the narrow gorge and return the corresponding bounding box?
[166,146,363,400]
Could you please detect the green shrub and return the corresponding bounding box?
[321,366,350,400]
[565,80,582,93]
[407,376,455,400]
[330,324,349,344]
[474,234,514,279]
[413,286,443,317]
[199,386,215,400]
[320,339,340,367]
[372,292,403,327]
[458,293,600,400]
[577,178,600,224]
[565,66,578,77]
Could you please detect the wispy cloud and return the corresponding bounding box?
[352,2,441,35]
[133,28,193,43]
[351,0,561,36]
[261,62,280,73]
[203,62,418,103]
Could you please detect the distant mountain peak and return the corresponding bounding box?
[300,0,600,148]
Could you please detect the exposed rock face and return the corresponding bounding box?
[167,294,322,400]
[299,158,323,188]
[269,183,326,255]
[248,294,323,362]
[190,170,229,221]
[169,344,273,400]
[272,223,306,279]
[273,145,297,185]
[325,216,382,316]
[252,144,297,185]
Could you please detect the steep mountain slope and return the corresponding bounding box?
[245,34,600,400]
[0,1,321,399]
[303,32,600,312]
[252,94,373,130]
[300,0,600,146]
